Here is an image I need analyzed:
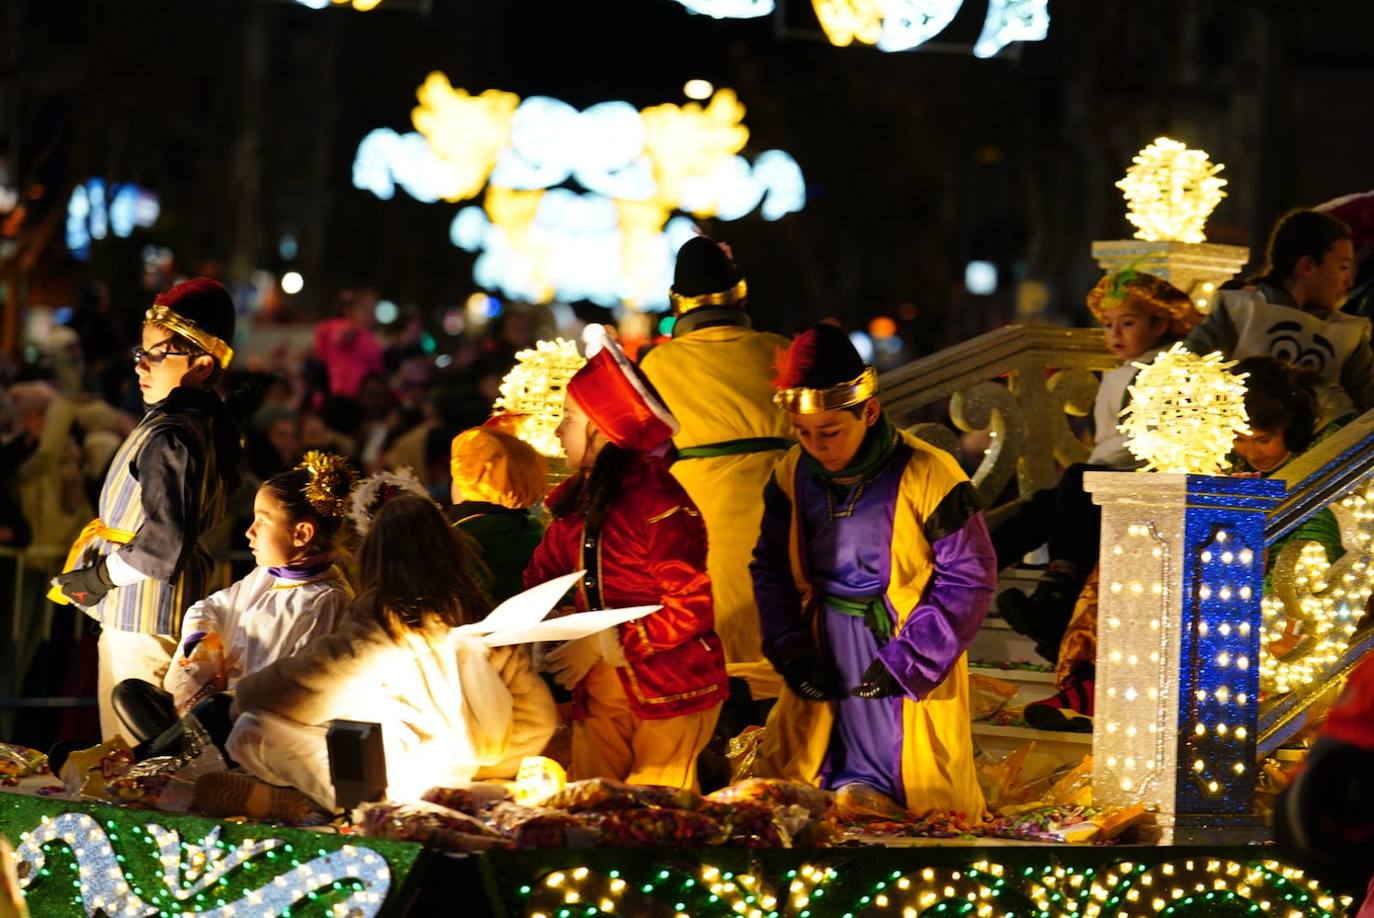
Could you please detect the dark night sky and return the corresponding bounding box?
[5,0,1373,349]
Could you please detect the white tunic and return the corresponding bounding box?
[164,564,352,708]
[1087,347,1163,467]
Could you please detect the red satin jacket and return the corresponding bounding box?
[525,453,728,720]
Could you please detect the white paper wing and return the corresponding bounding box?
[458,570,584,636]
[480,605,661,647]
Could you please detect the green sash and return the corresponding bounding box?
[675,437,794,460]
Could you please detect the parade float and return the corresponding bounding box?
[1,138,1367,917]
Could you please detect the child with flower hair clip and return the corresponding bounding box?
[206,475,555,818]
[105,451,357,761]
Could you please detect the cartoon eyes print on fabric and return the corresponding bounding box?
[1266,321,1335,373]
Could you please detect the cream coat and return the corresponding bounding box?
[229,594,556,808]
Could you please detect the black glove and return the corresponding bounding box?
[780,655,841,701]
[852,657,904,699]
[54,560,115,608]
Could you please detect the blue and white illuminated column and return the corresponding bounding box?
[1084,471,1284,840]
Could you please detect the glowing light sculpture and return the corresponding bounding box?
[672,0,775,17]
[12,809,399,916]
[973,0,1050,58]
[1119,343,1249,475]
[356,80,805,310]
[813,0,962,52]
[492,338,588,458]
[352,128,454,204]
[1117,137,1228,244]
[641,89,751,210]
[411,74,520,203]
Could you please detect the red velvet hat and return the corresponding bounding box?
[567,336,679,451]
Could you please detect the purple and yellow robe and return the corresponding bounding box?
[750,429,994,817]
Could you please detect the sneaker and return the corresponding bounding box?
[194,771,318,822]
[1024,671,1094,733]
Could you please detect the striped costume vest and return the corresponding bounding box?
[81,408,227,636]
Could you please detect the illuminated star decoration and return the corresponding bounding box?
[354,78,805,310]
[492,339,588,458]
[1118,343,1249,475]
[1116,137,1228,244]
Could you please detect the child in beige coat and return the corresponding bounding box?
[208,492,555,815]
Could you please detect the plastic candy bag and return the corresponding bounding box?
[166,632,227,715]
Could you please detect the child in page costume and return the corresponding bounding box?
[750,323,996,816]
[217,490,556,815]
[639,237,793,701]
[50,279,241,742]
[103,452,357,758]
[1184,208,1369,426]
[993,271,1201,661]
[450,423,548,603]
[528,335,728,791]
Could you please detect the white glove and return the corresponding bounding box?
[543,629,628,689]
[544,637,600,689]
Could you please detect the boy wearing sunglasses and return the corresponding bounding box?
[50,278,241,742]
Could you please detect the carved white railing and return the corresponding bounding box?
[880,325,1119,513]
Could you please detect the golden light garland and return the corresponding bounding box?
[1116,137,1227,244]
[491,338,587,459]
[1119,344,1249,475]
[1261,482,1374,693]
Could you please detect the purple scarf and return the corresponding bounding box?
[268,553,335,582]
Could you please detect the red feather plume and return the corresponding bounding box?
[771,329,819,389]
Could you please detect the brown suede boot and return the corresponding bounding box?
[194,771,318,823]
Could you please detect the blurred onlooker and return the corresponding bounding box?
[300,408,356,459]
[355,372,399,472]
[244,405,301,482]
[312,289,384,398]
[0,391,34,550]
[383,385,486,496]
[6,382,91,553]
